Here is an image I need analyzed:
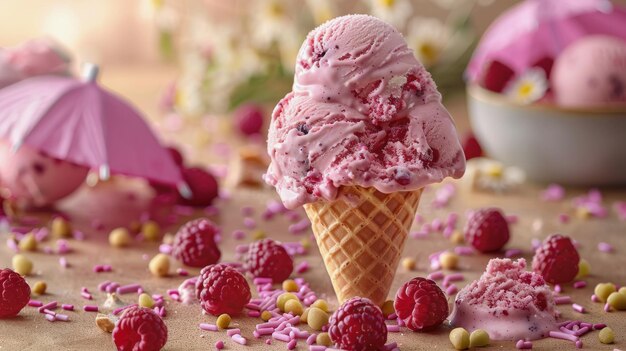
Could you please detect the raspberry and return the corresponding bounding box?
[532,234,580,284]
[195,264,251,316]
[244,239,293,283]
[178,167,219,207]
[233,103,264,136]
[112,306,167,351]
[461,132,483,161]
[0,268,30,318]
[481,60,515,93]
[328,297,387,351]
[394,277,448,331]
[465,208,510,253]
[172,218,221,268]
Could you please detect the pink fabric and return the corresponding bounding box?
[0,75,183,185]
[467,0,626,81]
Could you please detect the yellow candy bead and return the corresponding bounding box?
[32,281,47,295]
[12,254,33,276]
[277,293,298,311]
[141,221,161,242]
[402,257,416,271]
[51,217,72,237]
[594,283,616,302]
[440,251,459,270]
[311,299,329,313]
[607,292,626,310]
[109,228,132,248]
[316,333,332,347]
[307,307,329,331]
[138,293,155,308]
[216,314,231,329]
[148,253,170,277]
[575,259,590,279]
[261,310,272,321]
[18,232,37,251]
[469,329,490,347]
[284,299,304,316]
[380,300,395,317]
[449,327,470,350]
[282,279,299,292]
[599,327,614,344]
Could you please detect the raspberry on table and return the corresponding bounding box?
[532,234,580,284]
[195,264,251,316]
[0,268,30,318]
[112,306,168,351]
[172,218,221,268]
[244,239,293,283]
[394,277,449,331]
[328,297,387,351]
[464,208,510,253]
[178,167,219,207]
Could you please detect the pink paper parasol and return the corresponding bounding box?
[0,64,189,194]
[466,0,626,82]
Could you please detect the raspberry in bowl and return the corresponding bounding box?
[450,258,558,341]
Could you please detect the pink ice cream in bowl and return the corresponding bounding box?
[265,15,465,306]
[467,0,626,186]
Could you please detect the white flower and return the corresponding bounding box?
[466,158,526,193]
[504,68,549,104]
[406,17,452,68]
[367,0,413,29]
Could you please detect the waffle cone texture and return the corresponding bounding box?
[304,186,422,306]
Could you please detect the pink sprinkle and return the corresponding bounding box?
[56,239,70,254]
[549,331,579,342]
[598,242,614,253]
[558,214,570,224]
[614,201,626,220]
[575,340,583,349]
[243,217,256,229]
[28,300,43,307]
[227,328,241,337]
[288,219,310,235]
[574,326,590,336]
[605,303,612,312]
[62,304,74,311]
[296,261,309,274]
[560,327,577,335]
[384,342,398,351]
[55,313,69,321]
[257,327,274,336]
[554,296,572,305]
[273,332,291,342]
[215,340,224,350]
[248,310,261,317]
[542,184,565,201]
[38,301,57,313]
[45,313,55,322]
[445,273,464,282]
[572,304,585,313]
[306,334,317,345]
[505,248,523,258]
[287,339,297,350]
[593,323,607,330]
[59,257,69,268]
[554,285,562,293]
[117,284,141,294]
[81,291,93,300]
[427,271,444,280]
[232,334,247,345]
[177,268,189,276]
[83,305,99,312]
[309,346,326,351]
[42,309,56,316]
[159,243,172,254]
[200,323,218,332]
[241,206,254,216]
[446,284,458,295]
[113,304,137,316]
[232,230,246,240]
[454,246,475,256]
[592,294,600,302]
[573,281,587,289]
[6,238,18,252]
[386,325,400,332]
[531,238,541,250]
[506,215,519,224]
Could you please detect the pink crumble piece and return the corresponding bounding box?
[59,257,69,268]
[558,213,570,224]
[295,261,309,274]
[614,201,626,221]
[542,184,566,201]
[598,242,614,253]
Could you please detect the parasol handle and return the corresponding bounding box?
[82,63,100,83]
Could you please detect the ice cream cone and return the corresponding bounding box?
[303,186,422,307]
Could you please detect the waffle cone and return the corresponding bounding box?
[304,186,422,306]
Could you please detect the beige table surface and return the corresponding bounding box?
[0,64,625,351]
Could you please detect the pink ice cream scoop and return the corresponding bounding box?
[552,35,626,108]
[0,142,89,208]
[450,258,558,341]
[265,15,465,209]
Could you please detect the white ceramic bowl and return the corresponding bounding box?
[467,85,626,186]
